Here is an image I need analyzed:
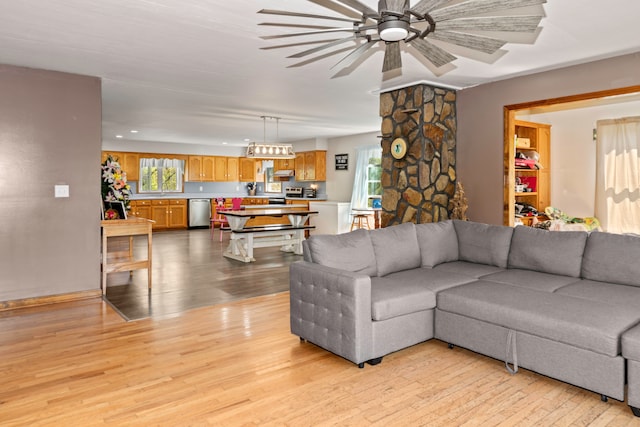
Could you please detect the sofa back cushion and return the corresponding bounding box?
[453,220,513,268]
[369,222,421,276]
[307,229,377,276]
[508,226,587,277]
[582,231,640,286]
[415,220,459,268]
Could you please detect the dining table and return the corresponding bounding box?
[221,208,318,262]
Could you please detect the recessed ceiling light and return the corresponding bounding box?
[222,141,228,145]
[130,130,138,133]
[244,138,251,142]
[116,135,123,138]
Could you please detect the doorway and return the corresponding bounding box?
[503,85,640,226]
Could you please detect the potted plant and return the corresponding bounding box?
[246,182,256,196]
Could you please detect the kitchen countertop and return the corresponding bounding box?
[130,193,327,201]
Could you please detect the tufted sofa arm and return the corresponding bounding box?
[289,261,374,365]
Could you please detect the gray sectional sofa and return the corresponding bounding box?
[289,220,640,416]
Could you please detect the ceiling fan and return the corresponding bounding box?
[258,0,546,74]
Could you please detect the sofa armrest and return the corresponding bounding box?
[289,261,373,365]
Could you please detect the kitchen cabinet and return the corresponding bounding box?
[129,200,151,220]
[295,150,326,181]
[214,156,239,181]
[150,199,187,229]
[102,151,139,182]
[274,158,295,172]
[239,158,259,182]
[242,197,269,205]
[187,155,215,182]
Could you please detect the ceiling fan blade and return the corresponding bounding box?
[382,42,402,72]
[287,46,356,68]
[260,27,356,40]
[288,36,357,58]
[410,38,457,68]
[260,39,341,50]
[429,30,506,54]
[307,0,366,20]
[259,22,339,30]
[412,0,450,15]
[436,16,543,32]
[331,40,378,70]
[331,0,378,16]
[258,9,362,24]
[431,0,546,22]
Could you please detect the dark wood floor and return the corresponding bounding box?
[105,227,300,320]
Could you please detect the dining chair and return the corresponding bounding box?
[211,197,229,241]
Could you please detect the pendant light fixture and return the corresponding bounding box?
[246,116,296,159]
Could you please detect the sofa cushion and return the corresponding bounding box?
[307,228,377,276]
[383,267,476,294]
[437,280,640,357]
[482,269,581,292]
[556,280,640,309]
[415,220,459,268]
[433,261,504,279]
[370,276,437,321]
[508,226,587,277]
[453,220,513,268]
[369,222,421,276]
[581,232,640,287]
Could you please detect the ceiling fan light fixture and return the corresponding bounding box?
[378,20,409,42]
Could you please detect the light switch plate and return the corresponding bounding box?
[54,185,70,198]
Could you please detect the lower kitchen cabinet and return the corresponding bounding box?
[149,199,187,230]
[129,200,152,220]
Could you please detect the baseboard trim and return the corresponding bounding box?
[0,290,102,312]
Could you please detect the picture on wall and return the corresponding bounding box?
[335,153,348,170]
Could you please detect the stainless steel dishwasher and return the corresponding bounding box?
[188,198,211,228]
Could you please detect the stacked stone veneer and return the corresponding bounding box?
[379,84,457,227]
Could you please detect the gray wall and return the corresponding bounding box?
[0,64,102,301]
[457,52,640,225]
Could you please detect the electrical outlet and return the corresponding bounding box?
[199,186,203,192]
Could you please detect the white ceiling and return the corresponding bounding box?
[1,0,639,148]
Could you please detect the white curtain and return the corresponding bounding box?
[595,116,640,234]
[350,145,382,211]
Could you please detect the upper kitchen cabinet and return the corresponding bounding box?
[101,151,139,182]
[239,158,259,182]
[274,158,295,172]
[214,156,239,181]
[187,155,215,182]
[295,150,326,181]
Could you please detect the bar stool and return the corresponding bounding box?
[351,210,371,231]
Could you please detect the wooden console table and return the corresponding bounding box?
[101,217,153,296]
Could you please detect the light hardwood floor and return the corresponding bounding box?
[3,229,639,425]
[1,292,639,426]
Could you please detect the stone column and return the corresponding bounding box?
[379,84,457,227]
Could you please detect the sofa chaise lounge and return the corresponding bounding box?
[289,220,640,416]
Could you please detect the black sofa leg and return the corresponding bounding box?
[448,343,454,349]
[601,395,608,402]
[299,337,305,342]
[366,357,383,366]
[631,406,640,417]
[358,362,365,369]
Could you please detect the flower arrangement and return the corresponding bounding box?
[102,155,131,212]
